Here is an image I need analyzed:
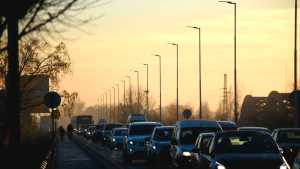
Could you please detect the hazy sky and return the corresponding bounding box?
[61,0,299,112]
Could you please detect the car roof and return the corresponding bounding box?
[176,120,220,128]
[113,127,128,130]
[130,121,162,126]
[238,127,270,130]
[155,126,175,130]
[216,130,271,137]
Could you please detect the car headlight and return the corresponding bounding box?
[182,152,191,157]
[280,163,289,169]
[129,141,134,145]
[152,146,156,150]
[217,165,226,169]
[112,138,116,142]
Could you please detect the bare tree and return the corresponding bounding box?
[0,0,107,52]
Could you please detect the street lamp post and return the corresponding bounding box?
[105,90,108,120]
[133,70,140,113]
[154,54,162,122]
[169,43,179,121]
[108,89,111,122]
[187,26,202,119]
[121,80,126,107]
[113,86,116,122]
[126,76,132,112]
[116,83,120,117]
[219,1,238,123]
[142,63,149,119]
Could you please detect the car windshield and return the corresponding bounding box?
[215,133,279,154]
[277,130,300,144]
[114,130,128,136]
[180,127,221,145]
[105,124,122,130]
[153,128,173,141]
[129,124,159,136]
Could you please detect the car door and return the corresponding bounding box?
[169,127,179,161]
[198,136,215,169]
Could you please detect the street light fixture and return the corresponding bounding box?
[131,69,140,113]
[154,54,162,122]
[141,63,149,119]
[187,25,203,119]
[218,0,238,123]
[115,83,120,116]
[168,42,179,121]
[125,75,132,112]
[112,86,116,122]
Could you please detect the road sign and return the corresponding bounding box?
[52,109,60,119]
[44,92,61,109]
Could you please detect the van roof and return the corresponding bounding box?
[176,120,220,128]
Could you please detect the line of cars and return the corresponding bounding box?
[76,118,300,169]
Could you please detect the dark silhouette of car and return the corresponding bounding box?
[217,121,238,131]
[238,126,271,133]
[272,128,300,166]
[145,126,175,165]
[191,132,215,168]
[123,122,162,164]
[109,127,128,150]
[195,131,290,169]
[169,120,222,169]
[101,123,123,145]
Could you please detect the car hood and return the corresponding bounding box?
[216,153,283,169]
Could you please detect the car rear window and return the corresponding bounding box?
[153,128,173,141]
[215,133,279,154]
[129,124,160,136]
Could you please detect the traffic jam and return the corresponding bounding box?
[73,114,300,169]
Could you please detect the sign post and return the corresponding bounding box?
[44,92,61,138]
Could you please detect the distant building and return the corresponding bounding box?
[239,91,294,129]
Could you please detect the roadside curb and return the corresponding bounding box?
[73,136,123,169]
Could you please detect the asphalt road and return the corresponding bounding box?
[73,136,172,169]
